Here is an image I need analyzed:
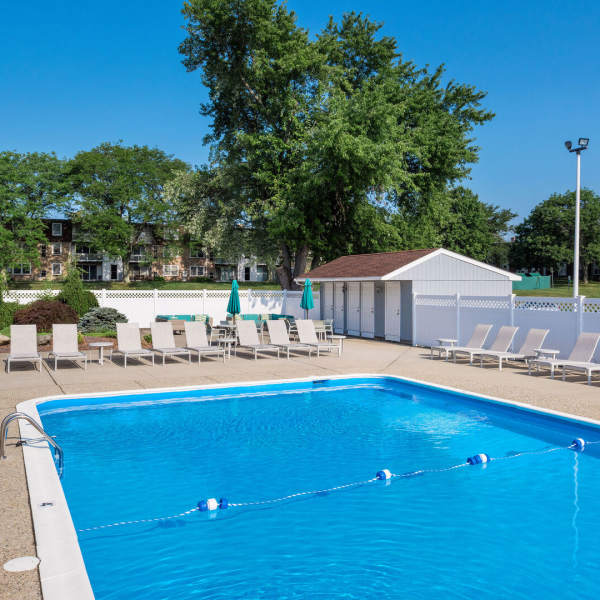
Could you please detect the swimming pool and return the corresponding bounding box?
[23,375,600,599]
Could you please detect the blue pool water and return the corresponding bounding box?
[39,377,600,599]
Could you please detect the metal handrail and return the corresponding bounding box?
[1,412,63,478]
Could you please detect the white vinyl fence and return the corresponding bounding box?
[4,289,320,328]
[413,294,600,361]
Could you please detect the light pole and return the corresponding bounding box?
[564,138,589,297]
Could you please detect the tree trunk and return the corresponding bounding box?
[276,244,309,290]
[583,262,590,285]
[122,256,131,283]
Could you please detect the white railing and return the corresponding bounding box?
[4,289,320,327]
[413,293,600,360]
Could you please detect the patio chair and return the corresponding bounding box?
[459,325,518,369]
[295,319,341,357]
[184,321,226,364]
[48,324,87,371]
[6,325,42,373]
[529,332,600,384]
[266,320,314,359]
[236,320,280,360]
[475,328,549,371]
[150,322,192,365]
[447,324,493,364]
[313,320,326,341]
[113,323,155,368]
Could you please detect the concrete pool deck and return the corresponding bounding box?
[2,337,600,600]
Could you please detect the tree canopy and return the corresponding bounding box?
[67,142,188,281]
[0,150,67,291]
[179,0,495,287]
[510,189,600,282]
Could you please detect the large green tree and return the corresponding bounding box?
[179,1,493,288]
[510,189,600,282]
[67,142,188,282]
[0,151,67,291]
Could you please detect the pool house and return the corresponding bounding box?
[297,248,521,344]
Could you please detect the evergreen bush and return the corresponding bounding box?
[56,264,98,317]
[0,301,19,329]
[78,307,127,333]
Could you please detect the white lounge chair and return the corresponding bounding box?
[447,324,493,364]
[476,328,549,370]
[113,323,155,368]
[266,320,314,359]
[529,332,600,384]
[48,324,87,371]
[184,321,226,364]
[236,320,280,360]
[6,325,42,373]
[295,320,341,357]
[151,322,192,365]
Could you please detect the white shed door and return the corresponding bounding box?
[333,282,345,333]
[322,283,334,320]
[385,281,401,342]
[346,282,361,335]
[360,282,374,338]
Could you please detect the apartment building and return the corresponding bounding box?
[8,219,273,283]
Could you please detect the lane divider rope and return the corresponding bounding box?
[77,438,589,532]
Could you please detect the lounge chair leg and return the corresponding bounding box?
[124,355,127,368]
[54,357,57,371]
[562,366,566,381]
[588,371,591,385]
[550,365,554,379]
[499,357,503,371]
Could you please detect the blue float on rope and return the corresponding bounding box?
[467,453,490,465]
[376,469,392,480]
[572,438,585,452]
[219,498,229,509]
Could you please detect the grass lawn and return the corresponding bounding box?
[514,282,600,297]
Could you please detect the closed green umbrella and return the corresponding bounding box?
[227,279,241,317]
[300,279,314,318]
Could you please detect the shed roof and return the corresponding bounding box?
[296,248,520,282]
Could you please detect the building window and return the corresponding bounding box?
[75,244,91,255]
[52,243,62,255]
[162,264,179,277]
[11,263,31,275]
[52,263,62,276]
[39,270,47,278]
[40,244,47,257]
[111,264,118,280]
[190,265,205,277]
[256,264,268,282]
[190,244,205,258]
[244,266,251,281]
[51,222,62,236]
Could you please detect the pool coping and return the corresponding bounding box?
[17,372,600,600]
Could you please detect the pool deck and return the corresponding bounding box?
[2,337,600,600]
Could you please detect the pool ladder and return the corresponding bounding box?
[0,412,64,478]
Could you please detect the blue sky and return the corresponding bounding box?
[1,0,598,223]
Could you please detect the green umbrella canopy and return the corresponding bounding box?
[300,279,314,311]
[227,279,241,315]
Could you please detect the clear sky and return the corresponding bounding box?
[1,0,599,223]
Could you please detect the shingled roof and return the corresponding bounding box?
[298,249,439,280]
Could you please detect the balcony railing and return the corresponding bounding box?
[129,255,147,263]
[214,257,236,265]
[74,252,103,262]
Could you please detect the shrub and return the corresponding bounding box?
[78,307,127,333]
[56,264,99,316]
[0,301,19,329]
[13,300,78,331]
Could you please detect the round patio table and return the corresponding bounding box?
[88,341,113,366]
[329,334,347,355]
